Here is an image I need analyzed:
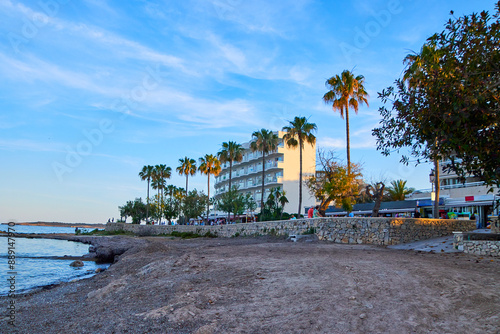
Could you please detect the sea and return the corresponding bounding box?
[0,224,109,296]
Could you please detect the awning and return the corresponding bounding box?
[445,200,493,208]
[326,207,416,216]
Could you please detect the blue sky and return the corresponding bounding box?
[0,0,496,223]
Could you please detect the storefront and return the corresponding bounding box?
[444,195,497,228]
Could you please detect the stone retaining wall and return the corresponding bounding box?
[107,217,475,246]
[453,232,500,257]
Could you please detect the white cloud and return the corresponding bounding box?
[317,137,345,149]
[0,139,65,153]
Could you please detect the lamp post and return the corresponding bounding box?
[429,171,436,218]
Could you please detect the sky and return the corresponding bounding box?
[0,0,497,223]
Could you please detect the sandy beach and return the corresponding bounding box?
[2,235,499,333]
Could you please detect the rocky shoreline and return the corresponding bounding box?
[1,235,499,333]
[2,233,147,263]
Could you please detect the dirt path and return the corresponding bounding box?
[2,237,499,333]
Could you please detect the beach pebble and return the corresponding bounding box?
[70,260,84,267]
[359,313,366,319]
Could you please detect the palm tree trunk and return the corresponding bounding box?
[228,161,232,222]
[185,175,188,197]
[207,174,210,223]
[261,153,266,219]
[345,106,351,175]
[158,187,160,223]
[298,140,303,217]
[146,178,150,224]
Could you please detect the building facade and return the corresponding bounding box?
[408,158,499,227]
[214,131,316,215]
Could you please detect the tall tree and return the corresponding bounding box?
[387,179,415,201]
[152,164,172,221]
[138,165,154,223]
[373,3,500,216]
[250,129,279,217]
[282,116,317,217]
[323,70,369,175]
[365,182,386,217]
[198,154,221,222]
[404,45,443,218]
[218,141,243,221]
[306,150,363,215]
[183,190,209,221]
[176,157,197,197]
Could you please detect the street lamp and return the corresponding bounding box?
[429,171,436,218]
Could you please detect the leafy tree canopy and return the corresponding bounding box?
[306,150,363,214]
[183,189,209,221]
[373,2,500,190]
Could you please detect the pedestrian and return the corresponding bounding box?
[313,206,320,218]
[308,206,314,218]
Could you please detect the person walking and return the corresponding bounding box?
[313,206,320,218]
[307,206,314,218]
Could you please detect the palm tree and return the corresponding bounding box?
[282,116,317,217]
[176,157,197,197]
[387,179,415,201]
[250,129,279,216]
[152,164,171,222]
[323,70,369,175]
[139,165,154,223]
[403,45,441,218]
[218,141,243,221]
[198,154,221,222]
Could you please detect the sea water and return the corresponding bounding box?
[0,225,108,295]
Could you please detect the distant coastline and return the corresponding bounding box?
[1,221,106,229]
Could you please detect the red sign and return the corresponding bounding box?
[465,196,474,202]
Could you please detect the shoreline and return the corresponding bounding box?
[1,232,146,262]
[0,233,145,297]
[1,236,498,333]
[1,221,106,229]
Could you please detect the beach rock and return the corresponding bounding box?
[70,260,84,267]
[96,246,114,262]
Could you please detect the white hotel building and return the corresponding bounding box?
[214,131,317,215]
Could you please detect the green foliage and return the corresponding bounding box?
[244,193,257,213]
[373,3,500,190]
[119,198,148,224]
[217,186,247,218]
[306,150,363,214]
[323,70,369,174]
[77,229,134,236]
[182,189,209,220]
[386,179,415,201]
[176,157,197,194]
[282,116,317,216]
[250,129,280,214]
[139,165,155,222]
[259,187,290,221]
[199,154,221,220]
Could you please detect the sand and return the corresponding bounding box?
[1,236,499,333]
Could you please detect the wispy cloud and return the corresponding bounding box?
[0,139,65,153]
